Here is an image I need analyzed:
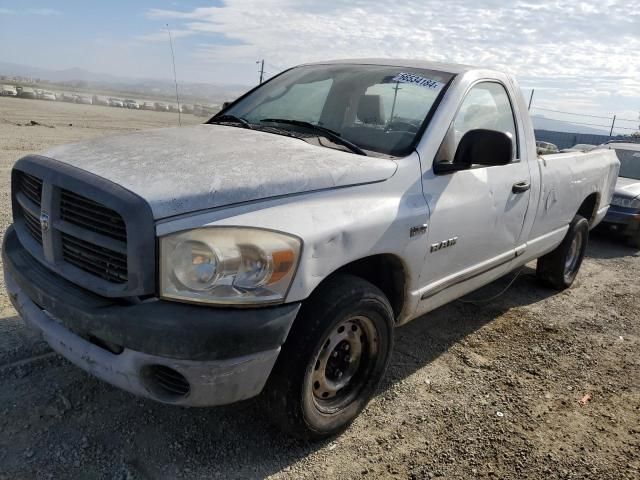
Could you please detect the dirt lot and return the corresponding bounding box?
[0,97,638,479]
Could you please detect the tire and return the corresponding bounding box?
[263,274,394,440]
[536,215,589,290]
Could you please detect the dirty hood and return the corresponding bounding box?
[615,176,640,199]
[41,124,397,219]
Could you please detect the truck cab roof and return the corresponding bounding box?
[305,58,480,75]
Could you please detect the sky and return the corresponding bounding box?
[0,0,639,133]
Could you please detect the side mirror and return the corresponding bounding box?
[221,101,231,110]
[434,129,513,174]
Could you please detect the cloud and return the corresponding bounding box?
[0,7,61,16]
[144,0,640,113]
[135,29,195,42]
[27,8,62,16]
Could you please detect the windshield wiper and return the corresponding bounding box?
[260,118,367,156]
[209,114,253,129]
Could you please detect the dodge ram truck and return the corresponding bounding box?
[3,59,619,439]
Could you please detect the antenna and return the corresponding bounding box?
[167,24,182,126]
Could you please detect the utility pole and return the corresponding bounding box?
[166,24,181,126]
[528,89,535,111]
[609,115,616,137]
[389,81,401,125]
[257,59,265,84]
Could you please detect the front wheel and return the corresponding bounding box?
[263,274,394,440]
[536,215,589,290]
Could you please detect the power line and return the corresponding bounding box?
[532,106,611,120]
[615,116,640,123]
[532,106,638,123]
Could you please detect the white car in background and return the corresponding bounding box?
[1,84,17,96]
[154,102,169,112]
[598,142,640,247]
[92,95,110,106]
[60,92,76,103]
[17,87,37,99]
[40,91,57,101]
[108,97,124,107]
[562,143,597,152]
[75,95,93,105]
[536,140,559,155]
[124,99,140,109]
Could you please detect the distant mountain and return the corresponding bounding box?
[0,61,251,103]
[0,61,130,83]
[531,114,610,135]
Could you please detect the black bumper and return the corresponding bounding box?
[3,227,300,361]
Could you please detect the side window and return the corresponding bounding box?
[436,82,518,164]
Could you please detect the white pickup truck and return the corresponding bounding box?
[3,59,619,439]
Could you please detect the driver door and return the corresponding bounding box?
[418,81,531,308]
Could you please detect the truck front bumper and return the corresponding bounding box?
[3,227,301,407]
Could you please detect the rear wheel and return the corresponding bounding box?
[264,274,394,440]
[537,215,589,290]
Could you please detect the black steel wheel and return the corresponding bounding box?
[537,215,589,290]
[264,274,394,440]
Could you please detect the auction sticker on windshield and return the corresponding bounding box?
[392,72,444,90]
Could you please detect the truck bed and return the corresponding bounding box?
[532,149,619,241]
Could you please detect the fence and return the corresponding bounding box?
[533,130,631,150]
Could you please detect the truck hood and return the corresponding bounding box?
[615,177,640,199]
[41,124,397,219]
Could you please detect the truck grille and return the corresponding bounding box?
[22,207,43,244]
[61,233,128,283]
[19,172,43,206]
[15,172,128,284]
[61,189,127,242]
[12,156,156,298]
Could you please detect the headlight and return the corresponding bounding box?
[160,228,301,305]
[611,195,640,209]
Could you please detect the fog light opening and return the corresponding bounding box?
[142,365,191,401]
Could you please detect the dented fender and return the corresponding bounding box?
[157,153,430,321]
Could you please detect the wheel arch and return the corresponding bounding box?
[577,192,600,227]
[309,253,408,322]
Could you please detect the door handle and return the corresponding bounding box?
[512,181,531,194]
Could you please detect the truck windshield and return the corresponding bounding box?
[218,64,454,157]
[614,148,640,180]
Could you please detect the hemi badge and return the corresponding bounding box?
[410,224,428,237]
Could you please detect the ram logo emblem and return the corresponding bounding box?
[430,236,458,253]
[39,212,50,232]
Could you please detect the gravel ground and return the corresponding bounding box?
[0,97,638,479]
